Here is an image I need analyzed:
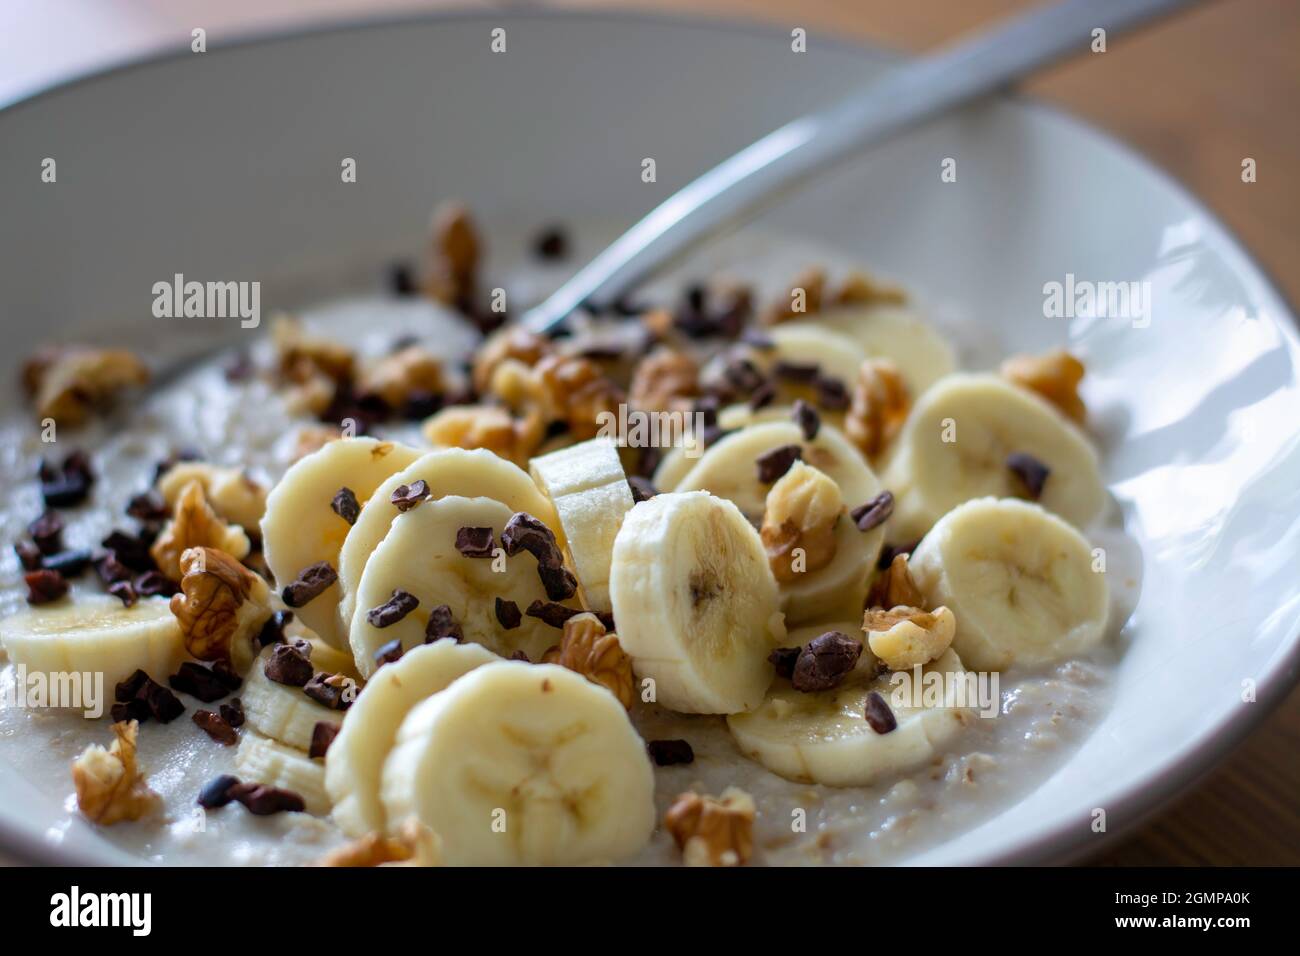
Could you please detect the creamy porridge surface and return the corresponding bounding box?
[0,226,1136,865]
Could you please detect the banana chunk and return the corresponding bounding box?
[235,732,331,815]
[348,496,573,677]
[336,448,559,636]
[609,491,784,714]
[380,661,655,865]
[529,437,634,615]
[0,595,185,706]
[908,497,1109,671]
[326,639,499,837]
[727,649,970,787]
[261,437,422,647]
[880,373,1104,539]
[674,421,885,623]
[241,645,345,751]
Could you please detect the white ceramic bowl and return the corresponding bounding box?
[2,10,1298,866]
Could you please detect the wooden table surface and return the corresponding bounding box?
[4,0,1298,866]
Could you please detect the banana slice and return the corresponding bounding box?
[241,645,345,751]
[815,306,957,397]
[326,639,499,837]
[908,497,1109,671]
[234,732,331,815]
[262,437,422,647]
[608,491,784,713]
[529,437,634,615]
[380,661,655,865]
[336,448,559,636]
[0,595,185,705]
[674,421,885,623]
[349,496,572,678]
[880,373,1104,539]
[762,323,866,390]
[727,648,970,787]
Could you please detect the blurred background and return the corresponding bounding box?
[3,0,1297,865]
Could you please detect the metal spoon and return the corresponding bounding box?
[522,0,1205,335]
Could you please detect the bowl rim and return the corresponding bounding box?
[2,5,1298,868]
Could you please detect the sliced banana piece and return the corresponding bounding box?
[235,732,331,815]
[529,437,634,615]
[815,305,957,397]
[908,497,1109,671]
[349,496,571,678]
[762,323,866,390]
[326,639,499,837]
[241,646,345,751]
[381,661,655,865]
[0,595,185,705]
[880,373,1104,539]
[609,491,784,714]
[336,448,559,636]
[675,421,884,623]
[261,437,422,647]
[727,648,970,787]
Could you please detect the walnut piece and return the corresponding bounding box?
[760,462,842,584]
[150,480,251,581]
[845,358,910,460]
[532,353,625,440]
[629,347,699,414]
[157,462,267,531]
[272,314,354,386]
[169,546,271,671]
[422,404,543,468]
[291,425,343,462]
[663,787,756,867]
[832,269,907,307]
[72,720,162,825]
[472,326,554,394]
[864,605,956,670]
[23,346,149,426]
[541,612,635,709]
[423,202,481,306]
[762,267,827,325]
[1000,349,1086,423]
[357,345,444,409]
[867,552,924,610]
[317,819,442,867]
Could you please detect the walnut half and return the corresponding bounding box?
[72,720,162,825]
[169,546,272,672]
[760,461,842,584]
[317,820,442,867]
[150,480,251,582]
[863,605,956,671]
[845,358,910,460]
[664,787,757,867]
[1000,349,1086,423]
[541,612,635,709]
[23,346,149,426]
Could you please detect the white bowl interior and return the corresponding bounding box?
[1,11,1298,865]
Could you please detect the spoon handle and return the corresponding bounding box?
[522,0,1204,334]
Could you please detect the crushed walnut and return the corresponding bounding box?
[150,480,251,581]
[845,358,910,460]
[867,552,924,610]
[291,425,343,462]
[71,720,162,825]
[629,347,699,415]
[760,461,842,584]
[356,344,444,409]
[157,462,268,532]
[317,819,442,867]
[762,267,904,324]
[22,346,149,426]
[663,787,757,867]
[422,403,544,468]
[169,546,272,672]
[472,326,554,394]
[532,353,624,440]
[423,201,480,307]
[540,612,634,709]
[272,314,354,386]
[762,267,826,325]
[832,269,907,307]
[1000,348,1086,423]
[863,605,956,670]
